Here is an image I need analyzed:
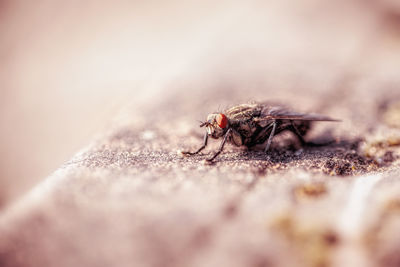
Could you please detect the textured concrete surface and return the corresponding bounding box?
[1,79,400,267]
[2,1,400,267]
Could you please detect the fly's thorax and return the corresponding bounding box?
[205,113,229,138]
[231,129,243,146]
[234,121,258,137]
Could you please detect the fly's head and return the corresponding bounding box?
[200,113,229,138]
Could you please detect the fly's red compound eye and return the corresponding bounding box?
[216,113,228,128]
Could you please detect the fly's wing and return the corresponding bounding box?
[254,104,339,127]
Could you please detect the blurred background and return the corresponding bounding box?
[1,0,400,207]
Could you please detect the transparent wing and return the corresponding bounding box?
[258,104,340,122]
[266,113,339,121]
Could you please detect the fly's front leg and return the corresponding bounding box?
[206,128,232,162]
[264,120,276,153]
[182,132,208,156]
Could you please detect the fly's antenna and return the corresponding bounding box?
[199,121,210,127]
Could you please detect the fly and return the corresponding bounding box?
[181,102,339,162]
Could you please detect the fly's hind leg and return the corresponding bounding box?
[206,128,232,162]
[181,132,208,156]
[264,120,276,153]
[290,121,334,147]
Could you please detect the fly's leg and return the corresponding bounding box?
[290,121,334,147]
[206,128,232,162]
[264,120,276,153]
[290,121,308,145]
[182,133,208,155]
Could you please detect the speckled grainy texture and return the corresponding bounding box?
[1,80,400,267]
[2,1,400,267]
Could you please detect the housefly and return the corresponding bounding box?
[181,102,339,162]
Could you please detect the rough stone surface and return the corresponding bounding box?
[1,80,400,267]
